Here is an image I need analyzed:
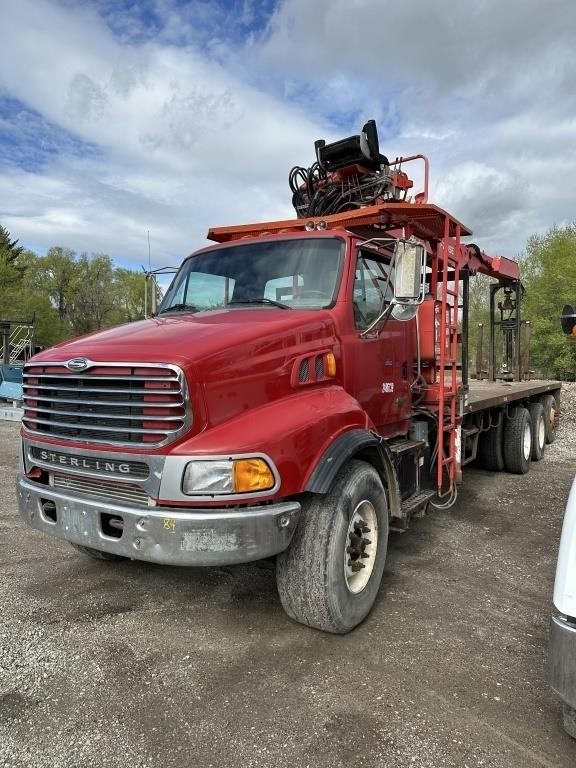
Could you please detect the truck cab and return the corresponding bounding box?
[17,225,429,630]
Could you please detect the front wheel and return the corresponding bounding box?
[276,460,389,633]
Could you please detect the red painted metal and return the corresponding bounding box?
[390,153,429,203]
[208,201,471,244]
[466,246,520,281]
[418,299,436,361]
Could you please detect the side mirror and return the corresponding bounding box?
[393,239,425,304]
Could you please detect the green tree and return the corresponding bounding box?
[67,253,118,335]
[12,250,65,348]
[522,224,576,380]
[0,225,26,313]
[111,268,147,323]
[467,272,494,377]
[38,247,78,321]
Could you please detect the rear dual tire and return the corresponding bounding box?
[503,406,532,474]
[540,394,557,444]
[480,402,547,474]
[527,402,546,461]
[478,416,505,472]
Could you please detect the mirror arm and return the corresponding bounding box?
[360,302,395,338]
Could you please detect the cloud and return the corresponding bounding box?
[0,0,575,267]
[256,0,576,253]
[0,0,326,265]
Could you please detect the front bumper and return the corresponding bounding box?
[549,614,576,711]
[17,475,300,566]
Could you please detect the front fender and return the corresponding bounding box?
[168,386,372,499]
[305,429,402,520]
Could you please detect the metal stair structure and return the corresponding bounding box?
[9,324,33,362]
[431,220,463,499]
[1,319,34,365]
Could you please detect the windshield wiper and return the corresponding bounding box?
[228,298,291,310]
[158,303,199,315]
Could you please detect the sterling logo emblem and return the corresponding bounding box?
[66,357,90,372]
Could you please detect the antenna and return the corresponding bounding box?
[143,230,158,316]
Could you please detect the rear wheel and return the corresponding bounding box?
[540,394,558,444]
[527,402,546,461]
[276,460,389,633]
[70,543,126,562]
[478,415,505,472]
[503,407,532,474]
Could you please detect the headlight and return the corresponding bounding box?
[182,458,275,496]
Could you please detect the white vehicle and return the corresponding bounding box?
[549,477,576,738]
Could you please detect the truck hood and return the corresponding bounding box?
[33,308,336,369]
[32,308,341,434]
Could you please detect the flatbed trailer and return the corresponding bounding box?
[465,379,560,415]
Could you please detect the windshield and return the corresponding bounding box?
[159,238,344,314]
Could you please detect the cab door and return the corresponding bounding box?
[344,248,412,435]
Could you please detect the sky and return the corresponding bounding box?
[0,0,575,270]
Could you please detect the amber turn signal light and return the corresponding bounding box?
[325,352,336,377]
[233,458,275,492]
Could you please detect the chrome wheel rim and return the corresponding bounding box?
[538,416,546,449]
[344,500,378,594]
[523,421,531,461]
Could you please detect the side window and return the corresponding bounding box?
[353,253,393,329]
[187,272,235,310]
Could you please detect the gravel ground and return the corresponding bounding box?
[0,386,575,768]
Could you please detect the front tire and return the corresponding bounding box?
[503,407,532,474]
[276,460,389,633]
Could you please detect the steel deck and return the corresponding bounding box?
[464,379,561,414]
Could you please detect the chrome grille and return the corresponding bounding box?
[51,472,149,506]
[22,362,190,447]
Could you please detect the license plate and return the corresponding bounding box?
[59,505,98,539]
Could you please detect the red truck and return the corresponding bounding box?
[17,122,560,633]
